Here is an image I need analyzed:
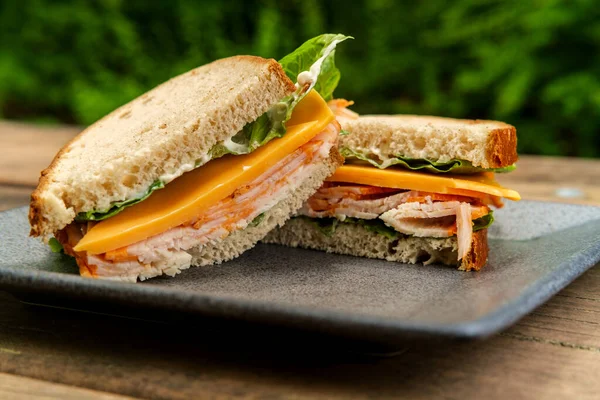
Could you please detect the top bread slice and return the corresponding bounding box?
[339,115,517,169]
[30,56,296,237]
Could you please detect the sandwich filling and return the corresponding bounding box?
[292,101,521,264]
[46,34,352,281]
[57,107,340,280]
[299,183,494,261]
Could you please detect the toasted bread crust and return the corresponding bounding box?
[30,56,295,237]
[264,56,296,94]
[458,228,488,271]
[486,124,518,168]
[29,132,83,237]
[340,115,518,169]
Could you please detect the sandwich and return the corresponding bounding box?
[264,105,521,271]
[29,34,351,282]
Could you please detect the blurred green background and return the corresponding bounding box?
[1,0,599,157]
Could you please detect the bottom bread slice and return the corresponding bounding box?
[263,217,489,271]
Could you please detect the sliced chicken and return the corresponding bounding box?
[456,203,473,260]
[328,99,359,122]
[301,185,485,220]
[303,185,411,219]
[299,183,491,261]
[59,121,340,281]
[380,201,487,259]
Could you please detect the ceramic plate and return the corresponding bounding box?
[0,201,599,345]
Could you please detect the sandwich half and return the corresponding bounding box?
[264,105,521,271]
[30,34,351,282]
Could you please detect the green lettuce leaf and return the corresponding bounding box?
[348,218,400,240]
[210,33,352,158]
[341,147,516,174]
[75,180,164,222]
[209,102,290,158]
[77,34,351,222]
[473,210,494,231]
[299,216,399,240]
[248,213,265,227]
[279,33,352,101]
[300,216,340,237]
[300,211,494,239]
[48,237,64,253]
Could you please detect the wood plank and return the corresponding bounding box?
[0,185,32,212]
[0,121,80,186]
[500,155,600,185]
[494,180,600,206]
[501,266,600,349]
[0,372,135,399]
[496,155,600,206]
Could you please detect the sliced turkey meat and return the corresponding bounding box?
[328,99,359,123]
[298,183,491,261]
[58,121,340,281]
[302,186,413,220]
[380,201,486,260]
[301,185,485,221]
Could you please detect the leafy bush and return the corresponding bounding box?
[1,0,598,156]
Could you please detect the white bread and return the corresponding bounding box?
[123,147,343,282]
[30,56,295,237]
[189,148,344,268]
[263,217,489,271]
[340,115,517,169]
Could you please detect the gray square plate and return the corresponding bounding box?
[0,201,599,345]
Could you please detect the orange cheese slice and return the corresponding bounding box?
[74,90,334,255]
[327,165,521,201]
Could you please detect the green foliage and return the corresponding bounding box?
[0,0,598,157]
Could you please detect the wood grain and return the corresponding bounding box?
[496,156,600,206]
[0,372,135,399]
[0,185,33,212]
[507,266,600,349]
[1,121,599,399]
[0,121,80,187]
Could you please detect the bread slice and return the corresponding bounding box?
[115,147,344,282]
[263,218,489,271]
[340,115,517,169]
[30,56,295,238]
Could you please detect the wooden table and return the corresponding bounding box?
[0,120,599,399]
